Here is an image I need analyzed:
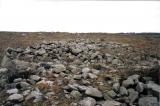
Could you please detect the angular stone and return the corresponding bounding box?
[146,82,160,97]
[136,82,144,93]
[7,88,18,94]
[112,82,120,93]
[79,97,96,106]
[119,87,128,96]
[30,75,41,82]
[53,64,66,73]
[138,97,159,106]
[122,78,134,88]
[70,90,82,99]
[7,94,23,102]
[85,87,102,98]
[128,88,139,103]
[107,90,117,98]
[102,100,121,106]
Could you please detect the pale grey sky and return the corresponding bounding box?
[0,0,160,32]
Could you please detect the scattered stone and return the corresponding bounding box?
[128,88,139,103]
[30,75,41,82]
[119,87,128,96]
[138,97,159,106]
[7,88,18,94]
[85,87,102,98]
[102,100,121,106]
[122,78,134,88]
[53,64,66,73]
[112,82,120,93]
[7,94,23,102]
[88,73,97,79]
[79,97,96,106]
[136,82,144,93]
[107,90,117,98]
[70,90,82,99]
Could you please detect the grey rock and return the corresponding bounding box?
[128,74,140,84]
[138,97,159,106]
[25,90,43,102]
[0,68,8,74]
[72,48,82,54]
[107,90,117,98]
[128,88,139,103]
[88,73,97,79]
[23,90,31,96]
[102,100,121,106]
[119,87,128,96]
[112,59,120,65]
[146,82,160,97]
[136,82,144,93]
[70,90,82,99]
[112,83,120,92]
[13,78,22,83]
[91,69,100,75]
[82,68,91,73]
[79,97,96,106]
[53,64,66,73]
[85,87,102,98]
[122,78,134,88]
[73,75,82,80]
[7,88,18,94]
[30,75,41,81]
[19,82,31,89]
[7,94,23,102]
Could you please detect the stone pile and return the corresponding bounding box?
[0,39,159,106]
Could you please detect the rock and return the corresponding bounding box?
[35,48,46,55]
[91,69,100,75]
[25,90,44,102]
[138,97,159,106]
[70,90,82,99]
[73,75,82,80]
[102,100,121,106]
[7,94,23,102]
[136,82,144,93]
[7,88,18,94]
[85,87,102,98]
[19,82,31,89]
[112,82,120,93]
[128,88,139,103]
[72,48,82,54]
[88,73,97,79]
[1,55,12,68]
[82,68,91,73]
[112,59,120,65]
[79,97,96,106]
[53,64,66,73]
[13,78,22,83]
[146,82,160,97]
[46,92,55,97]
[0,68,8,73]
[107,90,117,98]
[30,75,41,82]
[122,78,134,88]
[128,74,140,84]
[23,90,31,96]
[119,87,128,96]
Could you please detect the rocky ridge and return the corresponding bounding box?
[0,39,159,106]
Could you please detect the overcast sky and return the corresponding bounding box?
[0,0,160,33]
